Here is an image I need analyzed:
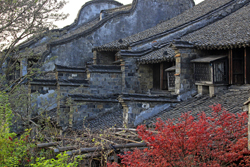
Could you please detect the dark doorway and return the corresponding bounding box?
[153,64,160,89]
[246,48,250,84]
[232,48,244,84]
[153,62,175,90]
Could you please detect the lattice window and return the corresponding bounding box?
[213,61,228,83]
[194,63,211,82]
[168,71,175,88]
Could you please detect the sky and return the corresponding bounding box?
[56,0,204,28]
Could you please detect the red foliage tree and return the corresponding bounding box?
[108,104,250,167]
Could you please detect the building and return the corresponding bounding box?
[5,0,250,130]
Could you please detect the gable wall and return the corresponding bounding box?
[42,0,194,70]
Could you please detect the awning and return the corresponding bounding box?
[165,66,176,72]
[191,55,227,63]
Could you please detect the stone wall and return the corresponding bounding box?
[42,0,194,70]
[72,101,121,129]
[95,51,117,65]
[58,72,86,81]
[58,94,121,129]
[72,1,122,29]
[138,64,153,93]
[121,57,141,94]
[88,72,122,95]
[87,65,122,95]
[118,94,179,127]
[173,44,203,99]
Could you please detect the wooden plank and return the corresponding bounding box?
[67,142,147,155]
[110,128,137,132]
[58,146,77,152]
[37,142,58,148]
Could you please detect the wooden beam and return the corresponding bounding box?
[110,128,137,132]
[37,142,58,148]
[67,142,147,155]
[160,63,164,90]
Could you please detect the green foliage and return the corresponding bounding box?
[30,152,80,167]
[0,92,35,167]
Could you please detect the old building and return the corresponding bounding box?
[93,0,250,127]
[5,0,250,130]
[5,0,195,130]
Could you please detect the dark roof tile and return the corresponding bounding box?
[145,86,250,126]
[181,3,250,49]
[94,0,232,51]
[137,46,175,64]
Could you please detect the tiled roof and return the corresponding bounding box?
[54,4,133,43]
[15,0,123,51]
[83,86,250,131]
[93,0,232,51]
[53,18,100,43]
[84,109,123,131]
[16,0,128,57]
[137,45,175,64]
[145,86,250,126]
[181,3,250,50]
[102,4,132,15]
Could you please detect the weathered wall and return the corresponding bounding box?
[73,1,122,29]
[31,84,56,94]
[58,71,86,81]
[87,70,122,95]
[174,47,202,99]
[138,64,153,93]
[43,0,194,70]
[72,101,121,129]
[96,51,117,65]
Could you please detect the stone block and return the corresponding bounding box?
[209,85,227,97]
[97,105,103,109]
[198,85,209,95]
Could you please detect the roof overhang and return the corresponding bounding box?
[191,55,227,63]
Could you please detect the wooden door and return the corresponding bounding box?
[232,48,244,84]
[153,64,160,89]
[246,48,250,84]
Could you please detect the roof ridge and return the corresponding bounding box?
[16,0,123,50]
[94,0,244,51]
[49,0,139,47]
[129,0,237,47]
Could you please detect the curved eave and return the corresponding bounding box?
[92,45,129,52]
[194,42,250,50]
[137,57,175,65]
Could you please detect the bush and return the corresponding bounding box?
[30,152,80,167]
[0,92,34,166]
[108,104,250,167]
[0,92,80,166]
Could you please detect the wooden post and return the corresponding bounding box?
[69,105,73,128]
[56,71,61,125]
[93,51,97,65]
[244,98,250,150]
[244,48,247,84]
[229,50,233,84]
[246,101,250,150]
[160,63,164,90]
